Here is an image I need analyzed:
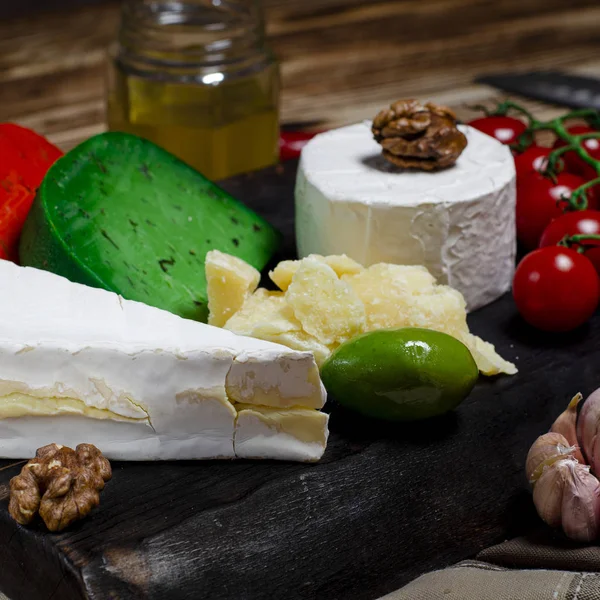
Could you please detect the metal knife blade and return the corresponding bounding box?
[475,71,600,110]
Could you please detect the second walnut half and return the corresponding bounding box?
[372,99,468,171]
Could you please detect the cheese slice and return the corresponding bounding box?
[235,404,329,462]
[0,260,327,461]
[295,123,517,311]
[206,250,260,327]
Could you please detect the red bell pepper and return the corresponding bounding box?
[0,124,63,262]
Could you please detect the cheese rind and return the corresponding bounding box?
[0,260,327,461]
[226,351,326,409]
[0,407,237,461]
[234,405,329,462]
[295,123,517,311]
[19,132,280,322]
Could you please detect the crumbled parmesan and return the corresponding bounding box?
[209,253,516,375]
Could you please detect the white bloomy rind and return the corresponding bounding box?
[295,123,517,311]
[235,409,329,462]
[0,260,327,461]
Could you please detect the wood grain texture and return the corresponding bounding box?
[0,158,598,600]
[1,1,600,599]
[0,0,599,149]
[0,0,109,20]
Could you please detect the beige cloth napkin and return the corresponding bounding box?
[381,561,599,600]
[381,531,600,600]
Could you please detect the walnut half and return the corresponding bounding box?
[372,99,468,170]
[9,443,112,532]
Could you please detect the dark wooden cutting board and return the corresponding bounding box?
[0,159,597,600]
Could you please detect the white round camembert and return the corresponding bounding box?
[295,123,516,311]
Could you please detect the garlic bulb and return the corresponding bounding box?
[527,388,600,542]
[577,388,600,474]
[533,459,574,528]
[526,432,576,484]
[561,462,600,542]
[551,393,584,463]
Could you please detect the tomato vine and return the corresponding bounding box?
[478,101,600,211]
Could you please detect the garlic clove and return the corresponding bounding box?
[561,461,600,542]
[551,393,585,464]
[526,432,576,484]
[533,459,575,528]
[576,388,600,474]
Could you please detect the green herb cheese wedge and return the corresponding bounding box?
[321,328,479,421]
[19,132,280,321]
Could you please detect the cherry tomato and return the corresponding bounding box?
[279,131,322,161]
[468,116,527,145]
[513,246,599,332]
[514,146,553,178]
[516,171,590,250]
[539,210,600,274]
[554,125,600,181]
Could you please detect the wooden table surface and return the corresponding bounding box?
[1,0,600,149]
[1,2,600,600]
[1,158,599,600]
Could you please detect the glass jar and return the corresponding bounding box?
[106,0,279,181]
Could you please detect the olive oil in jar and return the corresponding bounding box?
[107,0,279,181]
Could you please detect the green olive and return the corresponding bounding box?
[321,327,479,421]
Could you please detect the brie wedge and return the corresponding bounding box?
[0,260,327,462]
[295,123,517,311]
[235,405,329,462]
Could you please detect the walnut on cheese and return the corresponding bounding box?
[372,99,468,170]
[9,443,111,532]
[207,251,517,376]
